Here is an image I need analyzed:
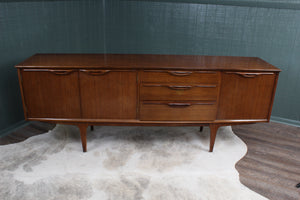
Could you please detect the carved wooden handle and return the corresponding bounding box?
[167,103,192,107]
[143,84,217,89]
[143,101,216,106]
[168,85,192,90]
[168,71,192,76]
[80,69,110,76]
[228,72,274,78]
[48,69,75,75]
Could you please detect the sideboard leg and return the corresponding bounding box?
[90,125,94,131]
[78,124,88,152]
[209,124,221,152]
[199,126,203,132]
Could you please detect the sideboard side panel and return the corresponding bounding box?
[18,69,28,119]
[267,72,280,120]
[217,72,276,120]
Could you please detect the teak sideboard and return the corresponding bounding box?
[16,54,281,152]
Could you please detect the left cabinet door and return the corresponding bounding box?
[21,69,81,118]
[79,70,137,119]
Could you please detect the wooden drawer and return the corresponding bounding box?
[140,101,217,121]
[140,83,218,101]
[141,70,219,84]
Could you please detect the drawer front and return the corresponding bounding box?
[140,101,217,121]
[141,70,219,84]
[140,84,218,101]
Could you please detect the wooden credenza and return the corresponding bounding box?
[16,54,281,152]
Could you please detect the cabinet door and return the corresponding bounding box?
[21,69,81,118]
[217,72,277,120]
[79,70,137,119]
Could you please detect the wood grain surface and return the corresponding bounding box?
[217,72,277,120]
[21,69,81,118]
[15,54,281,72]
[79,70,137,119]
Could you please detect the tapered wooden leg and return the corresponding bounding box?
[78,124,88,152]
[209,124,221,152]
[199,126,203,132]
[90,125,94,131]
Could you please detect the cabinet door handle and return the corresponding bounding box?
[167,103,191,107]
[168,71,192,76]
[168,85,192,90]
[228,72,274,78]
[80,69,110,76]
[48,69,75,75]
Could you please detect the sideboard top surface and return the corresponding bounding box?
[15,54,281,72]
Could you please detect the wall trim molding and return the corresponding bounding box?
[271,116,300,128]
[126,0,300,10]
[2,0,300,10]
[0,120,30,137]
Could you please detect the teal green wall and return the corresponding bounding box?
[0,0,105,133]
[105,0,300,122]
[1,0,300,134]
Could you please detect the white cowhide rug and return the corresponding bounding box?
[0,125,267,200]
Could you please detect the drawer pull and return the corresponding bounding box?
[143,101,216,106]
[168,71,192,76]
[167,103,191,107]
[228,72,274,78]
[167,102,215,106]
[81,69,110,76]
[49,69,75,75]
[143,84,217,89]
[168,85,217,89]
[168,85,192,90]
